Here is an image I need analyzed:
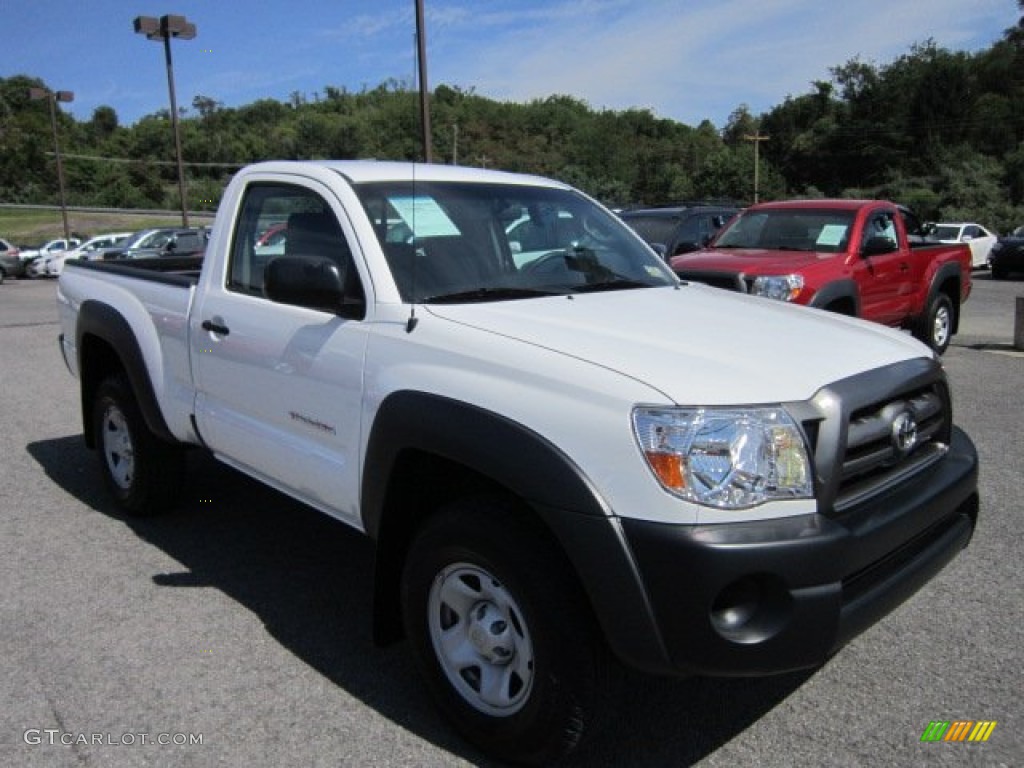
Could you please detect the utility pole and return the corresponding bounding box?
[744,132,769,204]
[451,122,458,165]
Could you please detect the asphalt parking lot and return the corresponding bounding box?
[1,274,1021,767]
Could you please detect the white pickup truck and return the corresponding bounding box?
[57,161,979,764]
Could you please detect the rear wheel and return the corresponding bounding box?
[401,499,605,765]
[915,293,954,355]
[92,373,184,515]
[991,263,1008,280]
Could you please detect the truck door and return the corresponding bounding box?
[856,207,914,326]
[191,178,368,528]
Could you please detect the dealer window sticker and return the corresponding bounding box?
[389,196,460,238]
[816,224,847,247]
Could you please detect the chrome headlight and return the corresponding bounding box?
[633,406,813,509]
[751,274,803,301]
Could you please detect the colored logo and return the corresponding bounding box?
[920,720,997,743]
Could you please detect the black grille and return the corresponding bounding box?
[789,359,952,516]
[675,271,747,292]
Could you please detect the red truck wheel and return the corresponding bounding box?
[916,294,954,355]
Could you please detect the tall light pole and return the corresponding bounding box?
[134,14,196,226]
[28,87,74,243]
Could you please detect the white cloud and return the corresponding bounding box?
[423,0,1018,126]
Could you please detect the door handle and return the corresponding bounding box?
[899,262,910,272]
[201,319,230,336]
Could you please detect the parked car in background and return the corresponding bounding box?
[19,237,81,266]
[618,203,741,259]
[103,228,208,260]
[0,237,24,283]
[254,222,288,257]
[930,222,997,269]
[987,225,1024,279]
[44,232,134,276]
[669,199,973,354]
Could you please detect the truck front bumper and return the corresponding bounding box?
[615,425,978,677]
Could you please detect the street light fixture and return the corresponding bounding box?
[133,13,197,226]
[28,87,74,243]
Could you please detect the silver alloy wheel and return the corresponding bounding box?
[101,403,135,491]
[933,303,951,349]
[428,563,535,716]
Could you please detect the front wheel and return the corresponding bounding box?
[401,499,605,765]
[92,373,184,515]
[915,293,954,355]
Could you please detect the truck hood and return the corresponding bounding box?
[424,284,930,405]
[671,247,835,275]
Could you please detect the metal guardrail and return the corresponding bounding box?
[0,203,216,218]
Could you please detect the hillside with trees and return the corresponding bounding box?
[2,5,1023,230]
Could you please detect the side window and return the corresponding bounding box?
[675,216,700,244]
[228,183,355,298]
[861,211,897,252]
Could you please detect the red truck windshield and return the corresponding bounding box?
[715,209,857,253]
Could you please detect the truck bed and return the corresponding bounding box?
[73,254,204,285]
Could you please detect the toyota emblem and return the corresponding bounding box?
[891,411,918,456]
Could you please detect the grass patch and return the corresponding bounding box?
[0,207,214,247]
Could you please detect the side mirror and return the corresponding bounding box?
[649,242,668,260]
[861,236,897,257]
[961,235,973,242]
[264,255,364,318]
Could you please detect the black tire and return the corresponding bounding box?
[991,263,1007,280]
[401,498,605,765]
[914,293,954,355]
[0,268,5,285]
[92,373,184,515]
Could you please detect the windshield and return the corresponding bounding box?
[353,181,676,302]
[931,225,961,240]
[714,208,856,253]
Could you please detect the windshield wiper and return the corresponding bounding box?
[573,278,655,293]
[422,286,562,304]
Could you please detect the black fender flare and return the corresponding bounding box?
[363,390,673,675]
[76,300,176,448]
[808,279,860,315]
[922,261,964,331]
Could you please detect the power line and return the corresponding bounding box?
[49,152,244,169]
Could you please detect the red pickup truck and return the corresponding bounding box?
[669,199,972,353]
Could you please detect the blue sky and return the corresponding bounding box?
[3,0,1019,130]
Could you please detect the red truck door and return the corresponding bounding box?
[855,207,915,326]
